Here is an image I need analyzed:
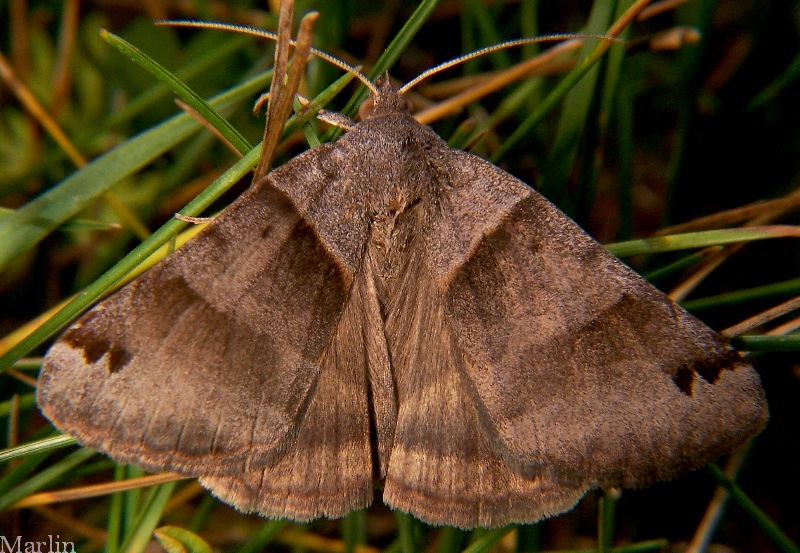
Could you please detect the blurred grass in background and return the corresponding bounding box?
[1,0,798,551]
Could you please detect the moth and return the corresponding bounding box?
[37,26,768,530]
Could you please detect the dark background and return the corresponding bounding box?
[1,0,798,551]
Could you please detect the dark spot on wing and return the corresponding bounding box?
[63,325,105,364]
[671,346,740,396]
[62,314,133,373]
[694,348,740,384]
[672,366,695,395]
[107,344,134,373]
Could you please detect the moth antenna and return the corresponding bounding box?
[254,91,355,130]
[400,33,623,94]
[156,19,379,96]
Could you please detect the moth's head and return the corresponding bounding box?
[358,74,413,121]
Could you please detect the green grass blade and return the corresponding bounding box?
[642,251,709,282]
[0,392,36,417]
[747,50,800,111]
[341,510,367,553]
[491,6,617,164]
[609,540,669,552]
[122,465,146,541]
[706,464,800,553]
[0,450,52,497]
[105,464,126,553]
[101,30,252,153]
[186,495,216,533]
[0,435,77,463]
[0,147,258,372]
[334,0,442,125]
[663,0,714,226]
[731,335,800,352]
[606,227,800,257]
[463,0,512,68]
[0,447,95,511]
[681,277,800,311]
[395,511,418,553]
[614,68,635,241]
[462,527,514,553]
[0,206,120,232]
[436,527,468,553]
[598,490,618,553]
[119,481,178,553]
[0,74,353,375]
[154,526,213,553]
[461,78,543,151]
[520,1,540,59]
[534,539,669,552]
[0,73,270,272]
[537,0,615,206]
[104,33,255,130]
[234,520,287,553]
[599,0,635,236]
